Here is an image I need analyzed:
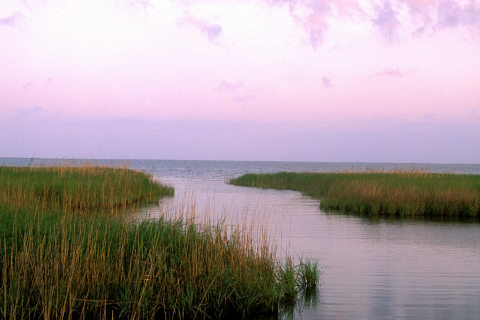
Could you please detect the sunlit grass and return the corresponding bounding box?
[0,164,319,319]
[229,169,480,217]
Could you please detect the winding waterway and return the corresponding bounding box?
[2,158,480,319]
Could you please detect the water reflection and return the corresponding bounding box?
[253,287,320,320]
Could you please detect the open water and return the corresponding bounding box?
[2,158,480,320]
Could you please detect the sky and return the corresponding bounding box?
[1,0,479,163]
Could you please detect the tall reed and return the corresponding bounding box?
[0,164,319,319]
[229,170,480,217]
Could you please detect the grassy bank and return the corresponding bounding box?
[229,170,480,217]
[0,164,319,319]
[0,164,174,213]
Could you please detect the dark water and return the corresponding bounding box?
[2,158,480,320]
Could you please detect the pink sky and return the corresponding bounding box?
[1,0,479,162]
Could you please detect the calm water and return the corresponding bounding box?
[2,158,480,320]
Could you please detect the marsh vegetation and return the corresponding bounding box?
[0,163,318,319]
[229,169,480,216]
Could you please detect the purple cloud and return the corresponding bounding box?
[216,81,244,93]
[400,0,480,33]
[201,24,222,41]
[372,1,400,40]
[19,106,43,116]
[423,113,434,120]
[173,0,479,49]
[322,76,332,87]
[268,0,365,47]
[127,0,151,10]
[180,15,223,42]
[438,0,463,27]
[305,1,332,47]
[374,68,403,77]
[233,95,256,102]
[285,0,334,47]
[0,12,23,27]
[270,0,478,44]
[436,0,480,29]
[465,0,480,28]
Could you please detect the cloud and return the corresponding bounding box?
[202,24,222,41]
[216,81,244,93]
[436,0,480,29]
[400,0,480,32]
[0,12,23,27]
[372,1,400,41]
[438,0,463,27]
[19,106,43,116]
[284,0,334,47]
[465,1,480,28]
[374,68,403,77]
[125,0,152,10]
[304,1,332,47]
[268,0,479,45]
[180,14,223,42]
[233,95,256,102]
[423,113,434,120]
[322,76,332,87]
[267,0,366,47]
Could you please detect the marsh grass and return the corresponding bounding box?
[0,164,319,319]
[0,161,174,214]
[229,169,480,217]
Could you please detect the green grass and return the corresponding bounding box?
[0,163,174,213]
[0,164,319,319]
[229,170,480,217]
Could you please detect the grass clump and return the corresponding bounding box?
[0,164,319,319]
[229,169,480,217]
[0,163,174,213]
